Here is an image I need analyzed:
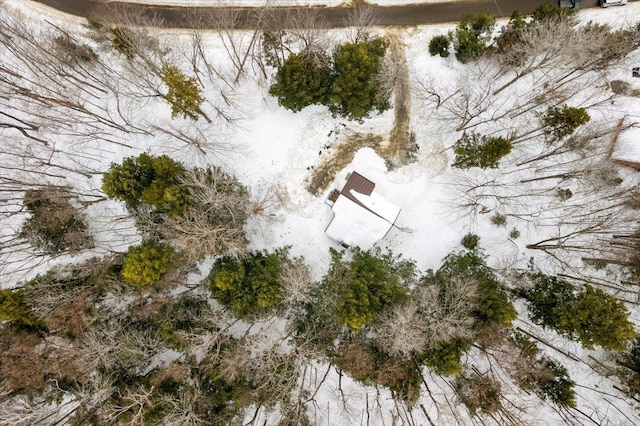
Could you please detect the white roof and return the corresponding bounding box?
[325,191,401,250]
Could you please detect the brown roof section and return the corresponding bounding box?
[340,171,375,211]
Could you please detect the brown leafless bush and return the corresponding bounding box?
[0,327,82,395]
[19,187,93,255]
[334,342,376,382]
[375,301,429,358]
[78,319,165,377]
[454,372,502,415]
[280,257,313,306]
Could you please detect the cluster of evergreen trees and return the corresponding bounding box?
[269,38,390,120]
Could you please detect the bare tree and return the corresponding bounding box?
[280,257,313,306]
[157,167,250,262]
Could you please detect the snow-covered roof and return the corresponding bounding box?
[612,127,640,165]
[325,172,401,249]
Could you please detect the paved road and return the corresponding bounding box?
[34,0,601,28]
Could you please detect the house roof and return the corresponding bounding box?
[325,172,401,250]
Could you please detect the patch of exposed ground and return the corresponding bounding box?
[307,32,414,195]
[381,32,415,165]
[307,133,383,195]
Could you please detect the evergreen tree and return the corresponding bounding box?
[102,153,189,215]
[452,132,512,169]
[121,240,174,287]
[160,63,205,121]
[422,339,470,376]
[542,105,590,140]
[0,289,35,325]
[454,12,496,63]
[429,35,451,58]
[329,38,390,120]
[329,249,410,331]
[538,358,576,407]
[269,51,332,112]
[524,274,635,350]
[208,249,288,318]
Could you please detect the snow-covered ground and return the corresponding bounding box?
[3,0,640,425]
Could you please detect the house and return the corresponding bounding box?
[609,117,640,170]
[325,171,401,250]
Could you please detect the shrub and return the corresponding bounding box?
[269,51,332,112]
[452,132,512,169]
[556,188,573,201]
[102,153,189,215]
[428,34,451,57]
[208,249,288,318]
[19,188,91,255]
[532,3,575,22]
[53,35,98,64]
[328,38,390,120]
[509,228,520,239]
[110,27,136,58]
[454,12,496,63]
[333,339,421,405]
[461,233,480,250]
[122,240,174,287]
[422,339,470,376]
[454,373,502,414]
[542,105,590,140]
[0,289,35,326]
[524,274,635,350]
[328,249,411,331]
[491,213,507,227]
[160,63,205,121]
[155,295,216,348]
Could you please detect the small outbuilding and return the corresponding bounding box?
[324,171,401,250]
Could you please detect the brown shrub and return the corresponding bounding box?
[43,290,91,338]
[0,327,82,394]
[454,373,502,415]
[334,342,375,382]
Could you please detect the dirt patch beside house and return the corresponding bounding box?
[307,133,383,195]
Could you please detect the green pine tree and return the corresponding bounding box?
[452,132,512,169]
[332,249,410,331]
[454,12,496,63]
[542,105,590,140]
[122,240,174,287]
[208,249,287,318]
[328,38,390,120]
[269,51,332,112]
[102,153,189,215]
[160,63,206,121]
[525,274,635,350]
[0,289,36,325]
